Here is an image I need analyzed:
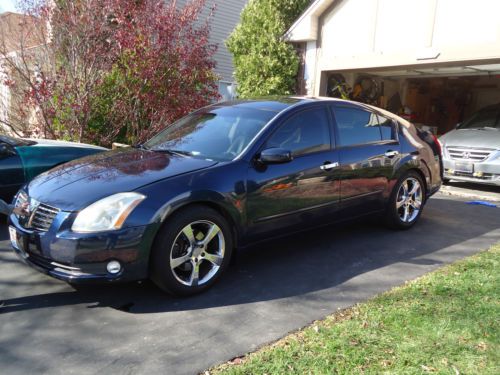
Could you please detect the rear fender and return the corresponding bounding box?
[394,154,431,196]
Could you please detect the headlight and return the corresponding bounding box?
[15,190,28,207]
[72,192,146,233]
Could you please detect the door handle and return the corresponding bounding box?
[320,162,339,171]
[385,150,399,158]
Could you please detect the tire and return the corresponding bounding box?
[385,171,426,230]
[150,205,233,296]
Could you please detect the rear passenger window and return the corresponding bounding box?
[377,115,397,141]
[333,107,381,146]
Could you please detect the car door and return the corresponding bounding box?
[330,103,401,216]
[246,105,341,238]
[0,144,25,202]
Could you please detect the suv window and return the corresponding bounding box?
[334,106,381,146]
[266,107,331,156]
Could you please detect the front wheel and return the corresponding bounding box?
[150,205,233,296]
[386,172,425,229]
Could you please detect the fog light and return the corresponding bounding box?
[107,260,122,274]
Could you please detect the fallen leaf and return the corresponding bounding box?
[421,364,437,372]
[476,341,488,351]
[229,357,244,365]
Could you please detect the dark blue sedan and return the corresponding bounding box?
[8,98,442,295]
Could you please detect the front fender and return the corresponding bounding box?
[134,163,247,249]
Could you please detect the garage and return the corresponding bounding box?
[286,0,500,135]
[322,64,500,135]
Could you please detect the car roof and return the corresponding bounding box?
[0,135,36,146]
[25,138,107,150]
[214,96,411,127]
[214,96,359,112]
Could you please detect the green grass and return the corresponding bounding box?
[212,244,500,374]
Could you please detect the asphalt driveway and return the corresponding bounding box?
[0,194,499,375]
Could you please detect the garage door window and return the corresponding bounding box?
[334,107,382,146]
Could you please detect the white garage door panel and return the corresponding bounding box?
[433,0,500,47]
[322,0,378,57]
[375,0,436,52]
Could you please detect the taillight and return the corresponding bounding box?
[432,134,442,155]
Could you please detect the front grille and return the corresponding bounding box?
[16,192,60,232]
[28,203,59,232]
[446,146,494,162]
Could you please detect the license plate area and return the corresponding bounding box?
[455,161,474,173]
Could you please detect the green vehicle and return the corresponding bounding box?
[0,135,107,203]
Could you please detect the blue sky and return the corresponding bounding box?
[0,0,18,13]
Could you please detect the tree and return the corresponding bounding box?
[90,0,219,144]
[226,0,310,98]
[0,0,116,139]
[0,0,219,145]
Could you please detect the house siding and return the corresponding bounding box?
[175,0,247,83]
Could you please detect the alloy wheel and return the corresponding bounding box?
[396,177,423,223]
[169,220,225,287]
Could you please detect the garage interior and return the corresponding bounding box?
[325,63,500,135]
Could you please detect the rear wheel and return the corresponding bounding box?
[150,205,233,296]
[386,172,425,229]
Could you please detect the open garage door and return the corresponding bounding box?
[324,63,500,135]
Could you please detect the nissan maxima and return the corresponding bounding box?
[9,98,442,296]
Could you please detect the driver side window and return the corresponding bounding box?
[265,108,331,157]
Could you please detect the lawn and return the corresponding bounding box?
[212,244,500,374]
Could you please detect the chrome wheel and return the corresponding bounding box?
[169,220,225,287]
[396,177,423,223]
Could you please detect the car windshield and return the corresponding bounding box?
[144,106,277,161]
[458,106,500,130]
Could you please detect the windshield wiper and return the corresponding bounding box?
[133,144,149,150]
[152,149,192,156]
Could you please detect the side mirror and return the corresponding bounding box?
[455,122,461,129]
[259,148,293,164]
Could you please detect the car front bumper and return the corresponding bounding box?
[8,213,154,284]
[443,157,500,186]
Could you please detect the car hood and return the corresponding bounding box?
[440,129,500,149]
[26,148,217,211]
